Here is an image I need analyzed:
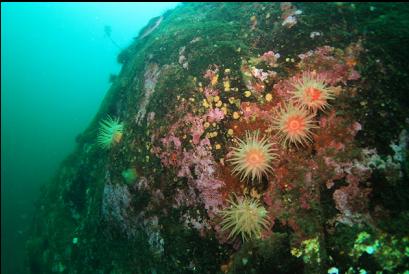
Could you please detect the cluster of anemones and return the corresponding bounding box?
[272,71,335,148]
[221,71,336,242]
[223,130,276,242]
[228,71,335,178]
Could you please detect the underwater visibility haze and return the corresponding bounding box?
[1,2,180,273]
[2,2,409,274]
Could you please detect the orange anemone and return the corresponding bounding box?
[272,103,317,147]
[290,71,335,112]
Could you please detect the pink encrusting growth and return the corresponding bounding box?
[259,50,280,67]
[240,102,271,122]
[297,43,362,85]
[151,108,226,221]
[177,138,225,216]
[207,107,225,123]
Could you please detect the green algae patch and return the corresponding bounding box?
[121,168,138,185]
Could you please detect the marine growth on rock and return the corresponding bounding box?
[27,3,409,274]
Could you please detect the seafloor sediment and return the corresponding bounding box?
[27,3,409,274]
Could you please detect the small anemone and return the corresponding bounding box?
[220,194,270,242]
[271,103,317,148]
[290,71,335,112]
[97,115,124,149]
[228,130,277,182]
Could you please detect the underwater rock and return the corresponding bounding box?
[27,3,409,274]
[134,63,161,125]
[139,16,163,40]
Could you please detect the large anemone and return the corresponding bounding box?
[290,71,335,112]
[272,103,317,148]
[97,115,124,149]
[228,130,277,182]
[220,194,270,241]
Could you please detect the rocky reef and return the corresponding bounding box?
[27,3,409,274]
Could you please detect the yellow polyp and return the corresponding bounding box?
[215,100,223,107]
[221,107,228,115]
[215,143,221,150]
[211,75,219,86]
[228,97,235,104]
[224,80,231,91]
[244,91,252,97]
[202,99,210,108]
[265,93,273,102]
[291,248,302,258]
[234,99,241,108]
[227,129,234,136]
[233,112,240,119]
[113,132,123,143]
[250,188,261,199]
[214,96,220,102]
[204,122,210,128]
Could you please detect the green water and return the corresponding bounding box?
[1,3,179,273]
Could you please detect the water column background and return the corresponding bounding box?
[1,3,179,273]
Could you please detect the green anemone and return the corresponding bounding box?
[97,115,124,149]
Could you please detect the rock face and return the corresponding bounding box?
[27,3,409,274]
